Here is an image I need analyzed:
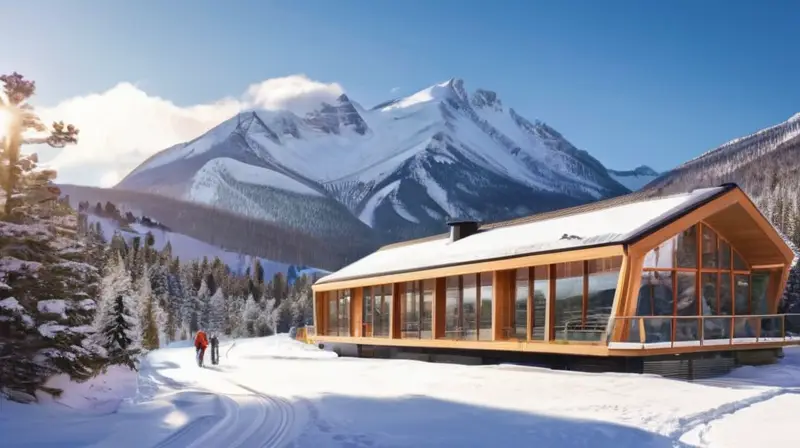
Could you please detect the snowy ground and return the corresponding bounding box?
[2,338,798,447]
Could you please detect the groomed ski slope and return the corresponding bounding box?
[2,336,799,447]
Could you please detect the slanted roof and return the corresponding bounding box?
[316,185,734,286]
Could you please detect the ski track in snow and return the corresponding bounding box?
[144,342,308,448]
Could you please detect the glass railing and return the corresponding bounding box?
[606,314,800,348]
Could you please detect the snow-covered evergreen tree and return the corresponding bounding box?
[196,279,211,331]
[93,255,140,370]
[227,295,246,337]
[207,286,225,335]
[0,71,103,399]
[262,297,277,336]
[242,294,261,336]
[137,264,161,350]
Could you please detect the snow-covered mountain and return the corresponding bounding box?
[607,166,659,192]
[645,113,800,192]
[117,78,630,242]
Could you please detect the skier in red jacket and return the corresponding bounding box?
[194,330,209,367]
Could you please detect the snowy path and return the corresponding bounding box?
[139,341,309,448]
[2,337,799,447]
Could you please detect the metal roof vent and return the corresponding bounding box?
[446,219,480,242]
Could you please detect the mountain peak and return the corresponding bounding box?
[471,89,502,111]
[790,112,800,122]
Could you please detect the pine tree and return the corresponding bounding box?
[0,73,108,399]
[261,298,277,336]
[137,264,160,350]
[195,278,211,331]
[208,286,226,335]
[226,295,246,337]
[0,72,78,219]
[242,294,261,336]
[93,255,140,370]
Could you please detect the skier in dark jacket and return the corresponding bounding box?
[210,334,220,365]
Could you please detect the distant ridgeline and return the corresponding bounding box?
[69,196,324,283]
[58,184,371,272]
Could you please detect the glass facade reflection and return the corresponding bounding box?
[635,223,768,345]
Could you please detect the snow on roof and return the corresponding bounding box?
[317,186,728,285]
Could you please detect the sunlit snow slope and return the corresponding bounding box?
[3,336,799,447]
[118,79,631,242]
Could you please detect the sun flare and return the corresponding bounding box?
[0,107,13,141]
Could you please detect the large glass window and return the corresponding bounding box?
[513,268,529,340]
[445,276,460,339]
[554,261,583,340]
[375,285,391,338]
[442,274,492,341]
[462,275,478,340]
[421,279,434,339]
[362,287,373,336]
[586,257,622,341]
[401,281,420,339]
[325,290,350,336]
[513,266,549,341]
[479,273,493,341]
[750,272,770,315]
[644,238,675,269]
[363,285,391,338]
[637,223,764,345]
[734,275,750,315]
[400,280,434,339]
[532,266,548,341]
[338,290,350,336]
[327,293,339,336]
[676,226,698,268]
[701,226,718,268]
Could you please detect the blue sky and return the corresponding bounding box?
[3,0,799,181]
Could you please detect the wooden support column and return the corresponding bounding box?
[433,278,446,339]
[545,265,556,342]
[314,291,326,335]
[615,251,645,343]
[607,254,631,343]
[390,283,402,339]
[351,287,363,337]
[492,270,512,341]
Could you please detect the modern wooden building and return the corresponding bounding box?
[310,183,799,371]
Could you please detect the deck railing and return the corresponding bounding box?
[606,313,800,349]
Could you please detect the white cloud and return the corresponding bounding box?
[390,86,400,93]
[31,74,344,187]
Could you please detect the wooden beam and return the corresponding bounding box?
[390,283,401,339]
[607,251,631,342]
[617,250,645,342]
[492,270,512,341]
[751,264,786,270]
[433,277,446,339]
[546,265,556,342]
[314,335,610,356]
[313,245,625,292]
[630,191,739,257]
